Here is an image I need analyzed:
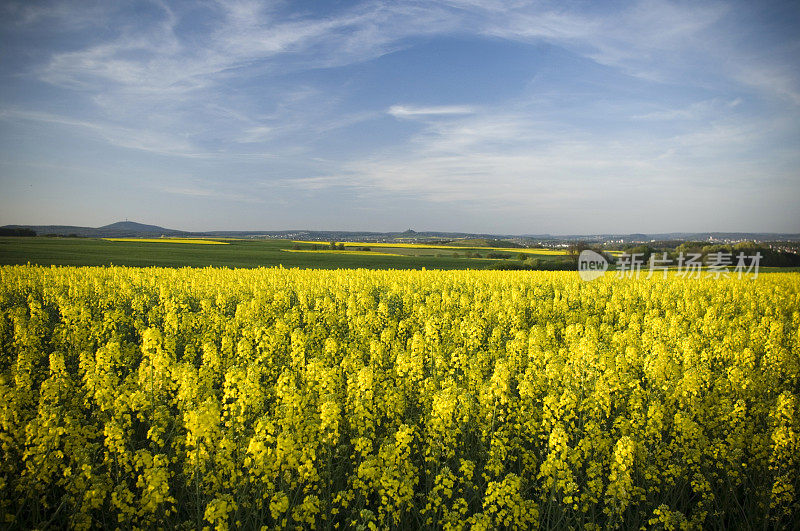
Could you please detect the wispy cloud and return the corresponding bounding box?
[632,98,742,121]
[731,60,800,106]
[0,108,286,160]
[14,0,800,156]
[152,172,267,204]
[310,97,795,216]
[157,184,264,204]
[237,126,273,143]
[34,1,457,94]
[0,108,203,157]
[388,105,475,118]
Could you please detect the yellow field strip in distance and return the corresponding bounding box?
[291,240,458,249]
[104,238,229,245]
[291,241,568,254]
[282,249,406,257]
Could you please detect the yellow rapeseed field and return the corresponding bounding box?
[282,250,405,257]
[104,238,229,245]
[0,266,797,529]
[290,241,567,255]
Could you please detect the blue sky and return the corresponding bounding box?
[1,0,798,234]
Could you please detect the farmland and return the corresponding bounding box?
[0,265,797,529]
[0,237,569,270]
[104,238,230,245]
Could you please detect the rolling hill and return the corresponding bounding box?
[1,221,187,238]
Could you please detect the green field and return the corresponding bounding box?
[0,237,566,269]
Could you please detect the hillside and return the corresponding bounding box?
[1,221,187,238]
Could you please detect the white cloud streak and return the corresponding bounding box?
[306,98,796,218]
[388,105,475,118]
[15,0,800,156]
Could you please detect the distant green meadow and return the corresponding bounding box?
[0,237,568,270]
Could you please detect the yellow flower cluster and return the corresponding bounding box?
[0,265,798,528]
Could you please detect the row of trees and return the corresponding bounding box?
[0,228,36,237]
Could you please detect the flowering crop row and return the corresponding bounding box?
[0,266,798,529]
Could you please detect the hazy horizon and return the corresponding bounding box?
[2,1,799,234]
[6,219,800,239]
